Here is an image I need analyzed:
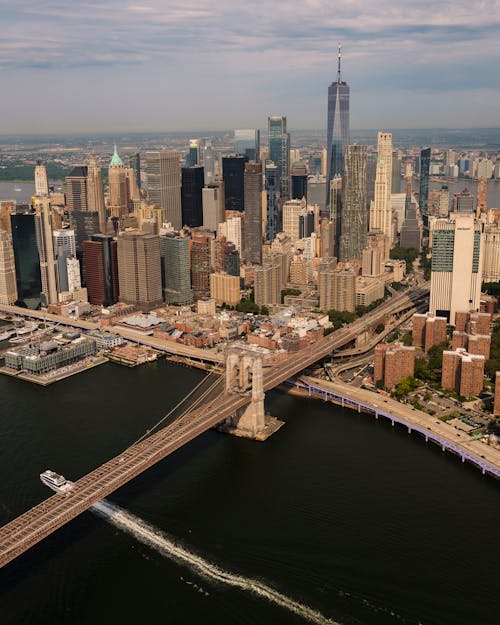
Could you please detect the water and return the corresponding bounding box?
[0,359,499,625]
[0,181,35,203]
[429,178,500,210]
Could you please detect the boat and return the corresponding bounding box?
[14,186,22,192]
[40,470,74,494]
[0,329,16,341]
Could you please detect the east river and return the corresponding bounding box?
[0,359,499,625]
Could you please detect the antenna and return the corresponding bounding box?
[337,43,342,82]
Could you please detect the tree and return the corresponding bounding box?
[375,323,385,334]
[281,288,301,303]
[390,246,419,267]
[375,379,384,390]
[260,305,269,316]
[401,333,413,346]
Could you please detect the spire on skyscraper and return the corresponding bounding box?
[110,144,123,167]
[337,43,342,83]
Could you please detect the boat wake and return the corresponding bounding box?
[92,499,339,625]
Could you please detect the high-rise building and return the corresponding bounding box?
[419,147,431,222]
[34,161,49,197]
[453,188,474,213]
[117,230,162,308]
[429,212,483,325]
[181,166,205,228]
[222,155,248,212]
[268,116,290,201]
[145,150,182,229]
[254,261,281,306]
[10,209,41,308]
[87,157,107,233]
[70,210,100,260]
[159,231,193,305]
[326,46,350,205]
[291,161,308,200]
[53,229,77,294]
[412,312,447,352]
[66,166,88,212]
[129,153,141,190]
[391,152,402,194]
[200,138,216,184]
[374,342,415,390]
[185,140,200,167]
[83,234,119,305]
[319,265,356,312]
[265,161,280,242]
[400,204,423,250]
[243,162,263,265]
[234,129,260,161]
[202,182,225,232]
[369,132,393,245]
[0,201,15,235]
[190,230,213,300]
[0,230,18,305]
[210,272,240,306]
[34,197,58,306]
[441,348,485,398]
[282,198,307,243]
[482,224,500,282]
[217,214,243,253]
[339,145,367,262]
[494,372,500,416]
[108,145,129,222]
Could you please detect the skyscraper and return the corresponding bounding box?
[222,155,248,212]
[190,230,213,300]
[181,166,205,228]
[108,145,129,222]
[83,234,119,305]
[202,182,225,232]
[326,46,350,205]
[34,197,58,306]
[243,162,263,265]
[0,230,18,305]
[87,157,107,233]
[200,138,216,184]
[339,145,367,262]
[117,230,162,308]
[66,166,88,212]
[185,140,200,167]
[429,212,483,325]
[369,132,393,246]
[129,153,141,190]
[268,116,290,201]
[291,161,308,200]
[265,161,280,242]
[10,209,41,308]
[145,150,182,229]
[53,229,77,293]
[34,161,49,197]
[159,231,193,305]
[419,147,431,222]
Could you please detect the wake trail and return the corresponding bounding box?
[92,499,340,625]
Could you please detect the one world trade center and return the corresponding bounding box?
[326,46,350,206]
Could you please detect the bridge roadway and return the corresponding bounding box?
[0,287,427,568]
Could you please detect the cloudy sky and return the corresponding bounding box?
[1,0,499,133]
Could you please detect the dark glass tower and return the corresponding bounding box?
[268,116,290,201]
[265,161,280,241]
[222,155,248,212]
[419,147,431,223]
[181,165,204,227]
[129,153,141,190]
[326,46,350,205]
[10,210,42,309]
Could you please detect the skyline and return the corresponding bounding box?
[1,1,499,134]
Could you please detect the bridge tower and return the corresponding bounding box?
[222,349,283,440]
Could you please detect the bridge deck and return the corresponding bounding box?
[0,288,427,568]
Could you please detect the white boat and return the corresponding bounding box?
[14,186,22,192]
[0,329,16,341]
[40,470,74,494]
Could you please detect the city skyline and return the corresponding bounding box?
[1,1,499,134]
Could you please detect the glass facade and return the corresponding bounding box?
[181,166,205,228]
[326,76,350,206]
[222,156,248,212]
[419,147,431,221]
[234,129,260,161]
[268,116,290,201]
[10,211,42,309]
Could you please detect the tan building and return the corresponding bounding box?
[34,197,58,306]
[0,230,18,305]
[254,262,281,306]
[455,311,491,334]
[355,276,384,307]
[374,342,415,390]
[117,230,162,309]
[210,272,240,306]
[289,255,309,284]
[282,198,306,243]
[319,266,356,312]
[369,132,393,246]
[494,372,500,416]
[441,348,485,398]
[412,312,447,352]
[108,146,129,222]
[87,157,107,233]
[482,225,500,282]
[0,201,14,235]
[144,150,182,229]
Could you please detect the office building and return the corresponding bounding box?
[299,211,315,239]
[87,157,107,233]
[185,140,200,167]
[213,237,240,276]
[243,162,263,265]
[190,230,213,300]
[453,188,474,214]
[392,152,402,194]
[10,210,41,308]
[117,230,162,308]
[202,182,225,232]
[374,342,415,391]
[254,261,281,306]
[429,212,483,325]
[291,161,308,200]
[339,145,367,262]
[441,348,485,398]
[365,151,377,210]
[34,198,58,306]
[159,231,193,305]
[70,209,100,260]
[217,214,242,253]
[265,161,280,241]
[200,138,216,184]
[369,132,393,245]
[181,166,204,228]
[66,166,88,212]
[419,147,431,221]
[326,46,350,205]
[82,234,119,305]
[234,129,260,161]
[210,272,240,306]
[282,198,306,243]
[53,229,77,293]
[355,276,384,307]
[222,155,248,212]
[400,204,422,250]
[482,224,500,282]
[108,145,129,222]
[0,230,18,305]
[268,116,290,201]
[34,161,49,197]
[145,150,182,229]
[129,153,141,190]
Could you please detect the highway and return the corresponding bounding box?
[0,285,428,568]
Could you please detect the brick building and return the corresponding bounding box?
[494,372,500,416]
[412,312,447,352]
[374,342,415,390]
[441,348,485,398]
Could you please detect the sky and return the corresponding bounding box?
[0,0,499,134]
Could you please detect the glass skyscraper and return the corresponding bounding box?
[268,116,290,201]
[419,147,431,223]
[234,129,260,161]
[10,209,42,309]
[326,48,350,206]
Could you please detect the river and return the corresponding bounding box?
[0,360,499,625]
